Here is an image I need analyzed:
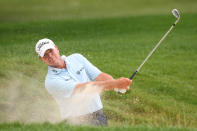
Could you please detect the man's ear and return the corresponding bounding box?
[39,56,47,64]
[55,46,59,51]
[55,46,60,53]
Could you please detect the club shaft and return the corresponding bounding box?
[130,19,179,80]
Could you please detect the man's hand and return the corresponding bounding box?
[116,77,132,90]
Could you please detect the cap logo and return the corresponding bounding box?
[37,41,50,51]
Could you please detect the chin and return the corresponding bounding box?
[47,59,60,67]
[51,62,60,67]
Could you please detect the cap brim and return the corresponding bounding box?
[40,45,55,57]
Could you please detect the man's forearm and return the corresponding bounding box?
[74,78,131,94]
[96,72,114,81]
[76,80,116,91]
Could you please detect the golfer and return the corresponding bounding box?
[35,38,132,126]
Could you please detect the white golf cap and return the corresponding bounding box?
[35,38,56,57]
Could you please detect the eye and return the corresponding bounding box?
[43,53,47,57]
[47,49,53,54]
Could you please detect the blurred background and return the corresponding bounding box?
[0,0,197,22]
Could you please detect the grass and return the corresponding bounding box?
[0,0,197,130]
[0,122,196,131]
[0,0,197,22]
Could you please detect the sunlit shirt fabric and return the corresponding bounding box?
[45,54,103,118]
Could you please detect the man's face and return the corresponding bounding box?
[40,46,62,67]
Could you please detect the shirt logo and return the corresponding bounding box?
[76,67,84,75]
[52,69,58,73]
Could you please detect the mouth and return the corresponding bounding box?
[48,57,56,64]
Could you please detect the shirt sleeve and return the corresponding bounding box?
[74,54,102,80]
[45,77,78,98]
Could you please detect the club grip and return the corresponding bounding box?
[130,70,138,80]
[115,71,137,94]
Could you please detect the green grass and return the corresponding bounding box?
[0,0,197,22]
[0,0,197,130]
[0,122,196,131]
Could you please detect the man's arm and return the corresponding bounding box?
[73,77,131,94]
[73,54,131,94]
[95,72,114,81]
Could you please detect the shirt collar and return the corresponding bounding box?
[48,55,68,75]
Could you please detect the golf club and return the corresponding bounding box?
[115,9,180,93]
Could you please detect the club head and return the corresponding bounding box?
[172,9,180,19]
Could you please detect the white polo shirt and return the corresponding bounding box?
[45,53,103,118]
